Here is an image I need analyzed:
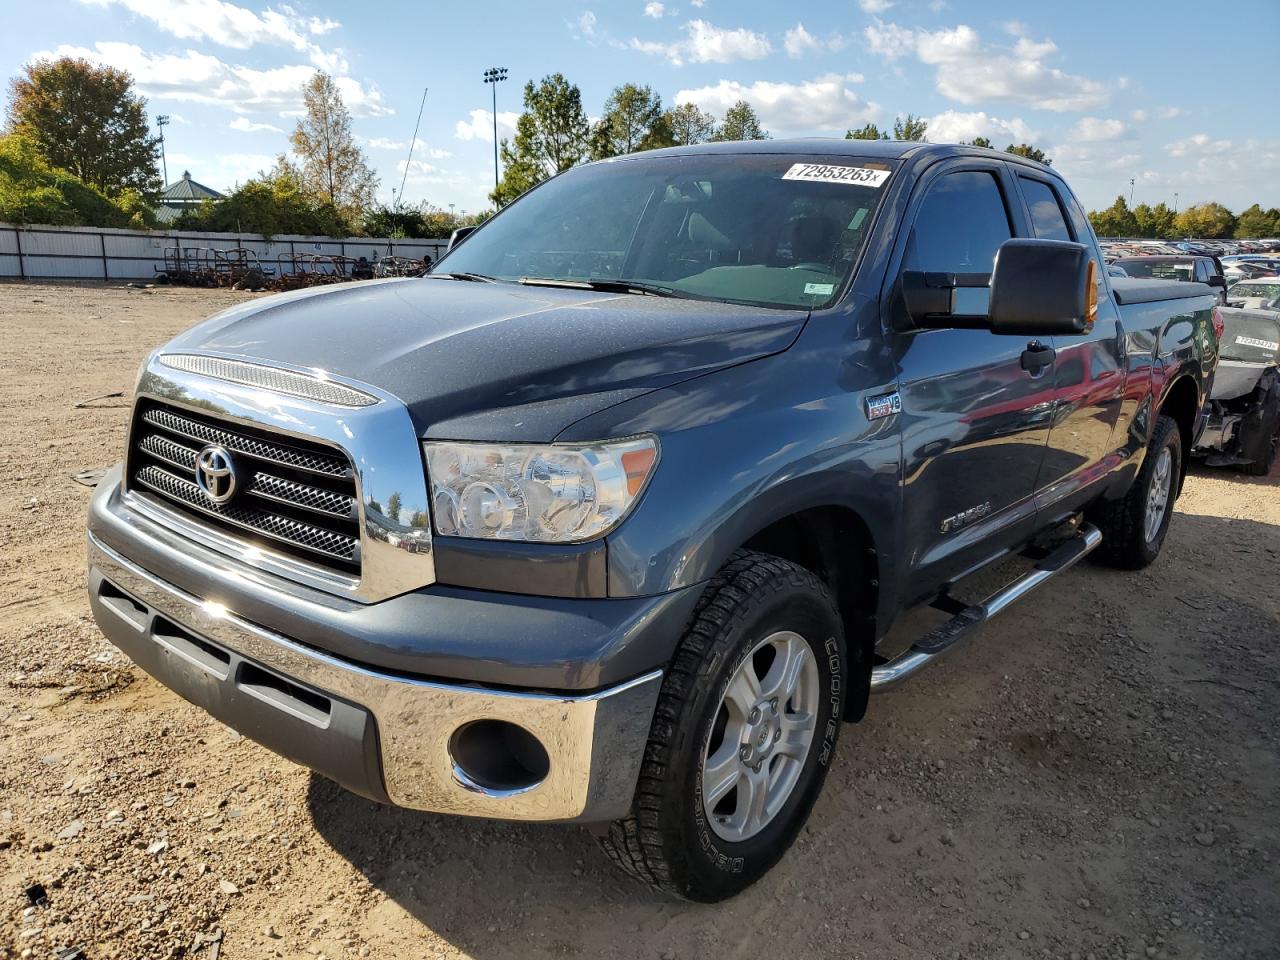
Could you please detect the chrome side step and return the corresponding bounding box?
[870,522,1103,691]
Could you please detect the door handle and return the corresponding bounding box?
[1020,340,1056,376]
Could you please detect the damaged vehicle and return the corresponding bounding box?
[1195,304,1280,475]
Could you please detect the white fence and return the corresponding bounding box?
[0,222,450,281]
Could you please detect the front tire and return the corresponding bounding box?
[1092,413,1181,569]
[597,551,846,902]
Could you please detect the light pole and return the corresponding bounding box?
[1173,192,1179,215]
[1128,178,1135,207]
[483,67,508,191]
[156,115,170,185]
[449,202,456,226]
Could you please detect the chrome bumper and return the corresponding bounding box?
[88,533,662,822]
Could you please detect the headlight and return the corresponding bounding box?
[422,437,658,542]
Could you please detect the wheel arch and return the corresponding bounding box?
[1159,373,1201,495]
[737,503,881,722]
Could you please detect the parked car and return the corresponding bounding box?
[1111,255,1228,303]
[85,141,1218,902]
[1225,262,1277,281]
[1226,276,1280,310]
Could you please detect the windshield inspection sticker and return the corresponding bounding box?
[1236,335,1279,352]
[804,282,835,295]
[783,163,891,187]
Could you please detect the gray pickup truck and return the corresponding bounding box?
[87,141,1217,902]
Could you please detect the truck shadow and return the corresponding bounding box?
[304,510,1280,959]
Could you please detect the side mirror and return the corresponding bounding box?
[448,226,476,251]
[1206,275,1226,288]
[988,238,1097,336]
[898,239,1096,336]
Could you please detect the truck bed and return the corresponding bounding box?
[1110,277,1214,305]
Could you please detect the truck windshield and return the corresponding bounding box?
[432,153,895,310]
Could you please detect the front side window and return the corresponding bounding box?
[435,154,895,309]
[905,170,1012,274]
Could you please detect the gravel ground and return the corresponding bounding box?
[1,280,1277,960]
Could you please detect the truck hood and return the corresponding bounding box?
[164,277,808,441]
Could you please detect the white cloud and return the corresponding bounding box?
[864,21,916,58]
[1071,117,1128,142]
[37,42,392,117]
[865,22,1110,112]
[858,0,894,12]
[630,19,771,65]
[928,0,947,10]
[925,110,1038,145]
[1167,133,1233,158]
[366,136,452,159]
[574,10,596,36]
[783,23,845,58]
[643,1,665,17]
[229,116,283,133]
[690,0,705,5]
[77,0,346,71]
[674,74,876,136]
[1158,106,1182,119]
[1131,108,1147,122]
[454,108,518,143]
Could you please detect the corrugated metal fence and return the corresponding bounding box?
[0,223,450,281]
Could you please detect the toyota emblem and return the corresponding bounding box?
[195,444,238,504]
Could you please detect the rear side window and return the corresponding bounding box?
[906,170,1011,273]
[1194,260,1209,282]
[1019,177,1072,242]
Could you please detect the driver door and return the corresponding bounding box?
[888,160,1055,601]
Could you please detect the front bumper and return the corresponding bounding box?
[89,532,662,821]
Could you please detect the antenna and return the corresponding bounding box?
[397,87,429,213]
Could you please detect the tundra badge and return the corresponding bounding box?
[866,391,902,421]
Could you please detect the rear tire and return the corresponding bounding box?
[596,551,846,902]
[1092,414,1182,569]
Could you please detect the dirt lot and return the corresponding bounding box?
[1,280,1277,960]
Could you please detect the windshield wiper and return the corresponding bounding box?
[428,271,500,283]
[518,276,685,298]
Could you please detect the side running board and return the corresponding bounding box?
[870,522,1103,691]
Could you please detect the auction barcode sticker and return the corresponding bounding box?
[1236,335,1279,352]
[782,163,891,187]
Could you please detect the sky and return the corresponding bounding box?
[3,0,1277,217]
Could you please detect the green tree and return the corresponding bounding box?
[665,102,717,146]
[1234,203,1280,239]
[6,56,159,196]
[1133,201,1176,239]
[1088,196,1139,238]
[1174,202,1235,239]
[590,83,673,159]
[385,492,402,523]
[0,131,151,227]
[492,73,590,207]
[965,136,993,148]
[176,157,349,238]
[289,71,378,221]
[893,113,928,142]
[846,122,887,140]
[712,100,769,142]
[1005,143,1052,165]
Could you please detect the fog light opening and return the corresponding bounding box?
[448,720,550,796]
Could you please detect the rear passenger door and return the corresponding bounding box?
[1014,173,1126,518]
[889,160,1054,600]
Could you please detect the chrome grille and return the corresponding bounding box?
[128,402,361,573]
[140,408,349,478]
